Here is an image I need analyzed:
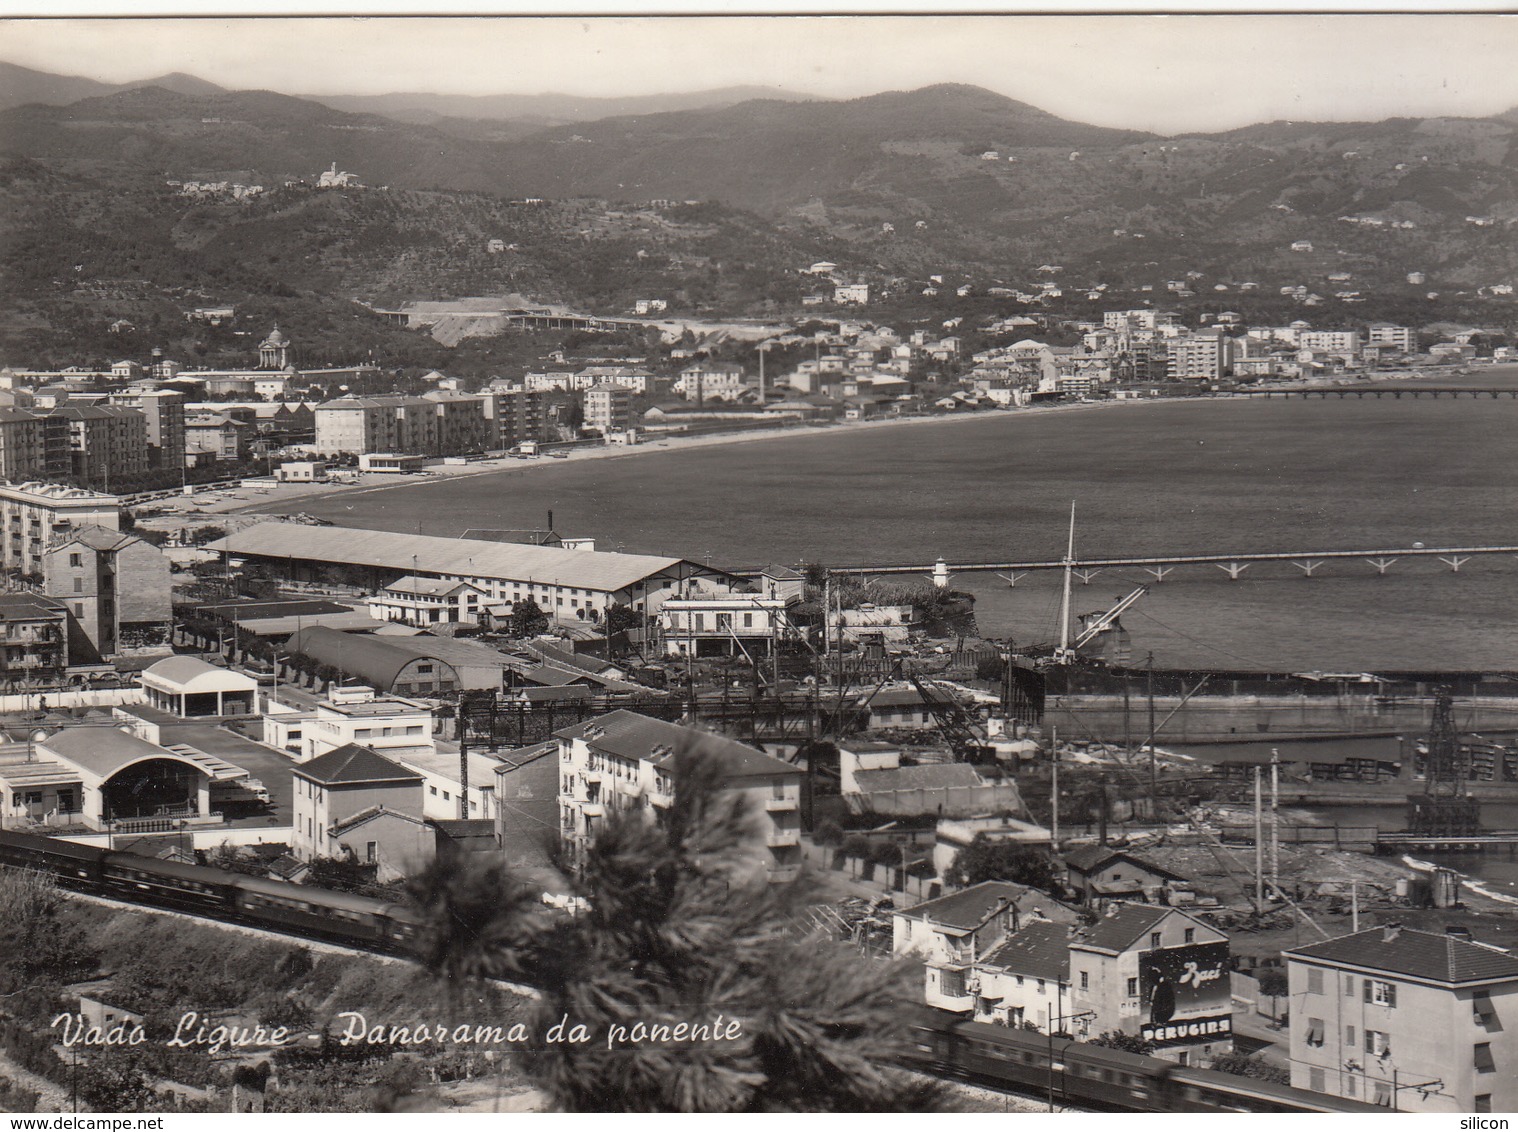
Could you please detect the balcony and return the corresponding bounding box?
[765,795,798,812]
[766,826,800,847]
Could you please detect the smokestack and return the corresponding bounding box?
[1382,922,1403,943]
[547,509,554,533]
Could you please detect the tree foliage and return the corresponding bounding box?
[1086,1031,1156,1055]
[945,835,1062,893]
[404,744,946,1112]
[1208,1053,1290,1085]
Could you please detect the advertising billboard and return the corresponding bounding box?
[1138,941,1231,1047]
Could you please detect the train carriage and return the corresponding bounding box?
[0,828,106,887]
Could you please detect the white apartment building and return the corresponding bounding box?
[556,710,803,881]
[659,591,794,657]
[1167,332,1231,381]
[584,383,635,435]
[0,482,122,577]
[1367,324,1415,353]
[1298,330,1362,355]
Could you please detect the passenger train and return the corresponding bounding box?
[906,1007,1386,1113]
[0,828,421,954]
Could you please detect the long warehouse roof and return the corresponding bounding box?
[209,522,718,593]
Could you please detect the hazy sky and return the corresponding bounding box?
[4,13,1518,133]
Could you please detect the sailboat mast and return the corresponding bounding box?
[1057,502,1075,660]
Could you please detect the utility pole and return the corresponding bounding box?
[1270,747,1280,889]
[1146,652,1157,802]
[1254,766,1265,912]
[1050,725,1060,846]
[457,691,471,821]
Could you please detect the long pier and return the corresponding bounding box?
[1222,386,1518,399]
[777,544,1518,585]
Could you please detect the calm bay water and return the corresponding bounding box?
[262,376,1518,672]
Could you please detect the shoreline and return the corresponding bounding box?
[222,396,1191,519]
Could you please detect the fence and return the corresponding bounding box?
[0,686,144,713]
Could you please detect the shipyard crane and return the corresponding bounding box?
[1071,586,1149,652]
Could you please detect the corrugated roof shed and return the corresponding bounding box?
[211,522,722,594]
[1289,927,1518,984]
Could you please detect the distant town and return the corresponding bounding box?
[0,276,1511,1115]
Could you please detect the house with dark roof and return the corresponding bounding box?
[555,710,803,882]
[1067,902,1231,1063]
[290,743,433,879]
[838,741,1024,817]
[973,920,1076,1031]
[1285,923,1518,1112]
[1063,844,1190,905]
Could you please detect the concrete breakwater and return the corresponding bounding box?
[1044,694,1518,745]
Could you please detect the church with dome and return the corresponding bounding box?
[258,325,291,370]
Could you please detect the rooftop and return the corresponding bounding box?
[898,880,1030,932]
[1288,926,1518,985]
[140,656,259,694]
[1069,903,1177,954]
[979,920,1072,982]
[212,522,723,594]
[296,743,424,786]
[554,710,799,781]
[0,593,65,622]
[851,763,984,793]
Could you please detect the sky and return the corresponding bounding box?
[3,11,1518,134]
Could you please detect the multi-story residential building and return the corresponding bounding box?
[131,390,186,471]
[184,412,252,464]
[555,710,803,881]
[572,367,662,395]
[1285,924,1518,1112]
[834,283,870,305]
[658,590,793,657]
[1366,324,1415,354]
[315,394,492,456]
[523,371,578,393]
[973,920,1077,1030]
[478,388,545,450]
[0,409,71,483]
[674,362,746,402]
[0,483,122,580]
[1066,903,1232,1064]
[1167,331,1231,381]
[583,383,635,436]
[0,593,70,686]
[1299,329,1362,356]
[367,575,486,627]
[290,743,435,880]
[420,391,496,453]
[49,405,148,487]
[41,526,172,656]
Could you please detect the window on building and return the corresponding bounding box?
[1150,932,1161,949]
[366,842,377,864]
[1183,927,1195,944]
[1364,1030,1390,1057]
[1080,971,1089,990]
[1126,977,1138,997]
[1345,1074,1356,1097]
[1344,974,1356,996]
[1366,980,1397,1007]
[417,663,433,674]
[1476,1096,1492,1113]
[1307,1067,1325,1093]
[1373,1081,1391,1107]
[442,791,450,801]
[939,968,966,998]
[1305,1018,1324,1047]
[1308,968,1324,994]
[1010,1006,1025,1026]
[68,553,81,567]
[1474,1043,1495,1073]
[1474,989,1498,1027]
[72,577,82,593]
[1345,1025,1355,1048]
[1036,980,1045,995]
